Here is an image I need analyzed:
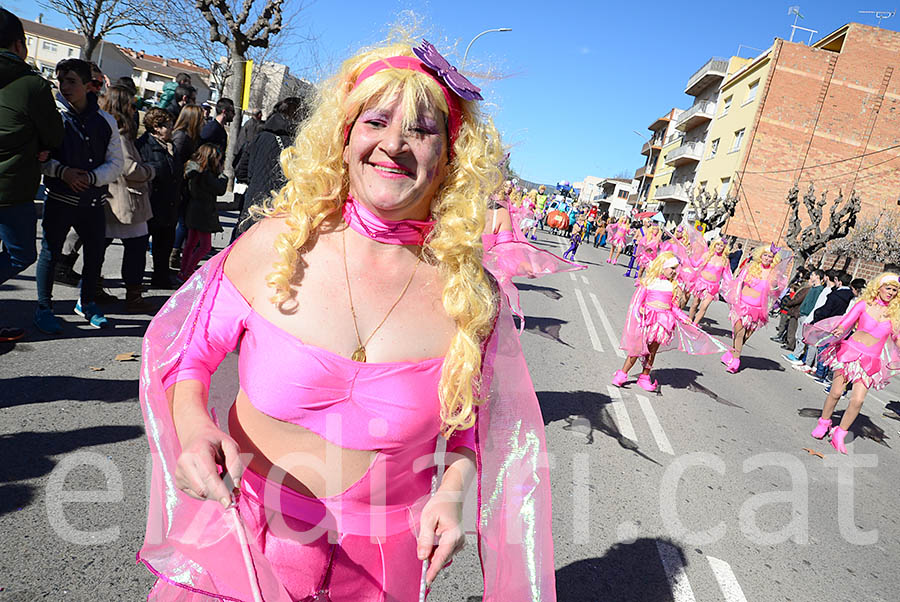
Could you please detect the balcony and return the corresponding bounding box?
[627,193,641,205]
[654,183,691,203]
[665,141,704,167]
[634,164,654,180]
[675,101,715,131]
[685,57,729,96]
[640,139,663,156]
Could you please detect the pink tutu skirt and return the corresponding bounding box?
[642,306,676,347]
[692,277,721,298]
[729,300,768,331]
[610,232,627,248]
[819,340,888,390]
[637,249,658,268]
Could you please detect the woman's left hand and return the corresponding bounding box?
[417,487,466,587]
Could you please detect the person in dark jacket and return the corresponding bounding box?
[199,97,234,153]
[137,107,180,289]
[231,96,308,241]
[810,271,854,381]
[0,8,64,341]
[178,143,226,280]
[728,242,743,273]
[168,104,205,269]
[36,58,124,333]
[771,274,811,349]
[157,72,191,111]
[164,83,195,123]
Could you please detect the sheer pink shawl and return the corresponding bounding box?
[137,245,556,601]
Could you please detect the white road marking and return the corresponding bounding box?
[656,541,697,602]
[707,556,749,602]
[574,289,603,352]
[580,275,589,285]
[606,385,637,441]
[636,394,674,455]
[569,272,577,281]
[589,292,625,358]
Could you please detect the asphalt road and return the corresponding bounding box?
[2,216,899,601]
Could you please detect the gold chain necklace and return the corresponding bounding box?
[341,229,422,362]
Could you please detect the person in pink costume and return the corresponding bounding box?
[720,244,793,373]
[805,273,900,453]
[611,252,726,392]
[688,237,732,325]
[660,224,704,308]
[606,215,631,265]
[635,223,662,279]
[137,38,556,602]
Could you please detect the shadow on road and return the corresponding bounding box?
[694,318,731,338]
[0,425,145,486]
[2,375,139,409]
[516,316,572,347]
[653,368,744,409]
[1,299,149,342]
[514,282,563,300]
[738,354,785,373]
[798,407,890,447]
[0,483,35,516]
[555,537,687,601]
[537,390,660,465]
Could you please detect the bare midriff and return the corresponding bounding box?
[646,300,670,310]
[228,391,378,499]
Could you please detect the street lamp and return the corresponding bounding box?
[461,28,512,68]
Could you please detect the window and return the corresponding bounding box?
[709,138,720,158]
[617,189,629,199]
[720,177,731,198]
[730,129,745,152]
[721,95,732,116]
[744,80,759,104]
[67,48,75,57]
[42,41,58,52]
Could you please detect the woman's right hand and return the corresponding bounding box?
[175,424,244,508]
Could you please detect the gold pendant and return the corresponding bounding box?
[351,345,367,363]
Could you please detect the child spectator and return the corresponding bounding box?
[178,143,226,280]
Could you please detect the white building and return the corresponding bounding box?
[23,18,135,82]
[119,48,212,103]
[576,176,635,218]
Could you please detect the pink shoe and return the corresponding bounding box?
[721,350,733,365]
[726,357,740,373]
[637,374,658,392]
[811,418,832,439]
[830,426,849,454]
[611,370,628,387]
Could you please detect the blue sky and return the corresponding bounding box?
[12,0,898,185]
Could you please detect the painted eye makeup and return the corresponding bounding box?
[359,109,389,125]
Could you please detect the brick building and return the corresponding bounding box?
[720,23,900,271]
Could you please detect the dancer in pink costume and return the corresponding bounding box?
[805,273,900,453]
[138,38,555,602]
[720,244,793,373]
[611,252,725,392]
[635,223,662,279]
[660,224,704,308]
[688,237,732,325]
[606,215,631,265]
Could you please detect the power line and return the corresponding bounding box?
[741,142,900,175]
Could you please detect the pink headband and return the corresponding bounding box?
[349,55,463,148]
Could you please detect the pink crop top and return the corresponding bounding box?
[740,275,770,306]
[482,229,515,252]
[838,300,895,351]
[699,261,726,283]
[644,288,674,308]
[162,261,475,454]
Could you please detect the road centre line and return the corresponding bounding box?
[606,385,637,442]
[656,541,698,602]
[574,289,603,352]
[636,394,674,455]
[707,556,749,602]
[589,292,625,358]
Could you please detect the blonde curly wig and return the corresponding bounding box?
[701,237,730,264]
[252,37,504,437]
[861,272,900,331]
[746,245,781,279]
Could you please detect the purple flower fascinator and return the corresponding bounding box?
[413,40,483,101]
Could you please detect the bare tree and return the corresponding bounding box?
[688,187,738,230]
[784,182,860,263]
[829,209,900,264]
[38,0,149,59]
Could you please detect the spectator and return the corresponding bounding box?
[168,104,205,269]
[849,278,866,300]
[115,76,143,130]
[35,58,124,333]
[0,8,64,342]
[728,242,743,273]
[100,85,155,312]
[200,97,234,153]
[786,269,832,372]
[178,143,226,280]
[771,271,814,350]
[231,108,263,218]
[232,96,308,240]
[157,72,191,111]
[164,84,196,122]
[137,107,180,289]
[809,271,853,382]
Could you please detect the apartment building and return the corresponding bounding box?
[631,108,680,209]
[23,19,135,81]
[119,48,212,103]
[698,23,900,246]
[577,177,634,217]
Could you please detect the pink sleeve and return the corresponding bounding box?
[838,300,866,331]
[161,271,251,392]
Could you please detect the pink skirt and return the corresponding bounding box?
[820,340,888,390]
[147,467,424,601]
[642,306,676,347]
[692,276,721,299]
[729,299,768,331]
[610,232,627,248]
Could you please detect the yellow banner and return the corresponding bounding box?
[241,59,254,110]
